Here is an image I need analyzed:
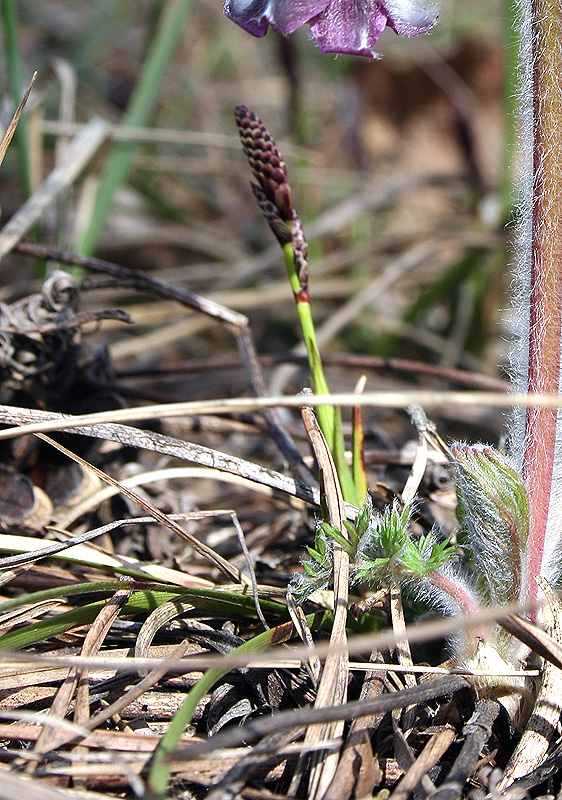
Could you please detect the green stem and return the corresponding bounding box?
[1,0,32,197]
[295,301,334,441]
[282,242,334,442]
[78,0,192,255]
[282,242,362,503]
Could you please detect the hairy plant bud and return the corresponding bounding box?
[452,443,530,605]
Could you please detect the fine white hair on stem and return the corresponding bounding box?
[507,0,532,471]
[507,0,562,596]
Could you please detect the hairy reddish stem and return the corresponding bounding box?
[429,572,481,617]
[522,0,562,604]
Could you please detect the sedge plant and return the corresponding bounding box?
[235,105,361,506]
[234,0,562,719]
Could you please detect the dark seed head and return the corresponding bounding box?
[235,105,293,222]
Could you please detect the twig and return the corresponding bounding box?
[174,675,469,761]
[391,726,456,800]
[429,699,500,800]
[112,341,507,391]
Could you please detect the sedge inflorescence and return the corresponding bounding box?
[235,105,308,290]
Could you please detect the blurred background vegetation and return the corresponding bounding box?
[0,9,523,790]
[0,0,510,442]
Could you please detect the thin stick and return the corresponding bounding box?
[0,71,37,169]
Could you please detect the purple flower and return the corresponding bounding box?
[224,0,437,57]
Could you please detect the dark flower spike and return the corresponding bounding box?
[291,215,308,292]
[235,105,293,222]
[250,183,292,246]
[235,104,308,291]
[225,0,437,58]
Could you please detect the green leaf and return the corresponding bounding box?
[307,546,327,566]
[355,502,371,538]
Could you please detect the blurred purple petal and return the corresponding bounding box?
[384,0,437,35]
[309,0,388,56]
[224,0,329,37]
[224,0,437,56]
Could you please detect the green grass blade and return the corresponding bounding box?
[1,0,32,197]
[0,579,127,615]
[78,0,193,255]
[352,401,367,501]
[332,406,361,506]
[0,587,287,649]
[146,613,327,799]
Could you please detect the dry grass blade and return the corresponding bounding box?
[0,722,169,752]
[35,432,245,584]
[0,118,109,262]
[2,390,562,445]
[0,515,173,571]
[0,71,36,169]
[0,600,63,632]
[31,585,131,756]
[389,586,417,733]
[25,641,198,755]
[323,652,386,800]
[0,405,336,516]
[401,406,430,506]
[135,597,199,671]
[391,726,456,800]
[286,592,321,685]
[297,402,349,800]
[0,767,107,799]
[53,466,269,530]
[73,585,133,726]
